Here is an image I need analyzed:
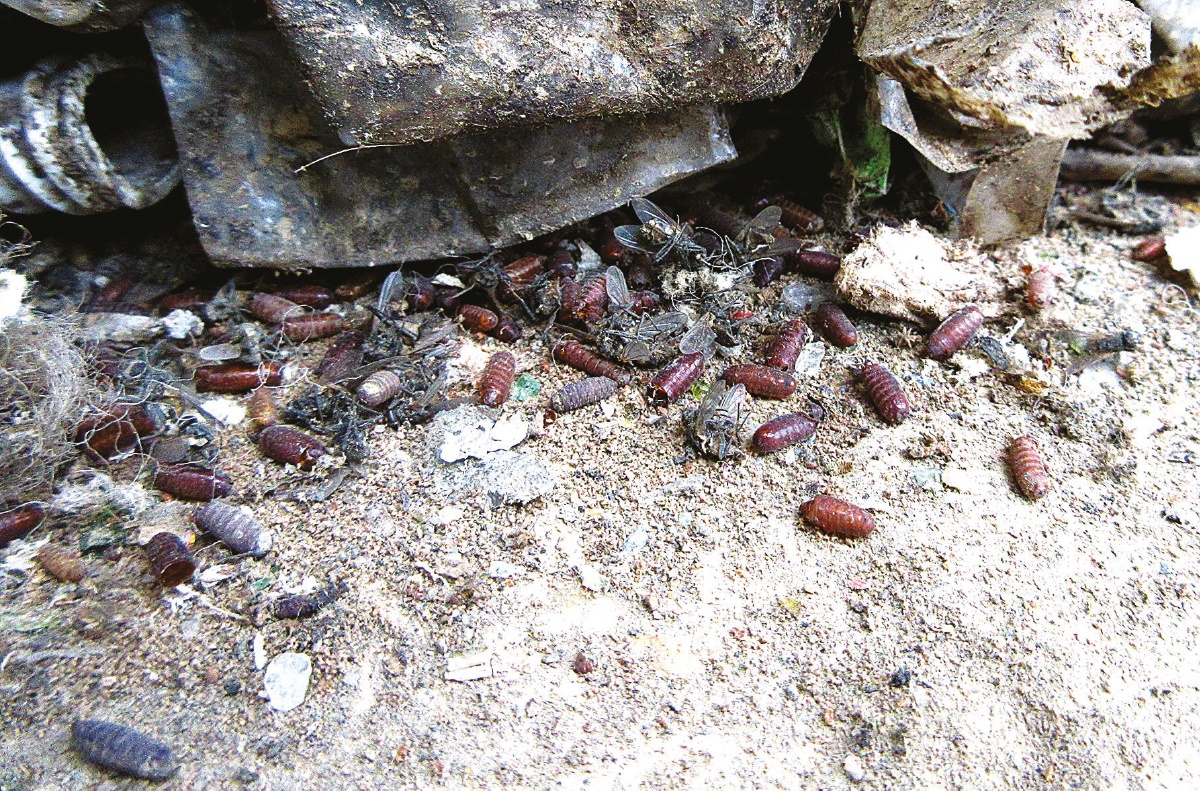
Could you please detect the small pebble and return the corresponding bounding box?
[844,754,866,782]
[263,652,312,712]
[576,563,609,592]
[572,652,595,675]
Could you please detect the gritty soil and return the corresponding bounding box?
[4,191,1200,790]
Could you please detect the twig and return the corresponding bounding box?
[0,647,104,673]
[1060,148,1200,186]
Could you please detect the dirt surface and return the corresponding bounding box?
[5,193,1200,790]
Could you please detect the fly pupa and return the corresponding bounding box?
[152,464,233,501]
[813,303,857,348]
[458,304,500,333]
[927,306,984,361]
[194,362,283,393]
[71,720,178,781]
[0,503,45,546]
[1009,435,1050,500]
[144,532,196,587]
[193,500,273,558]
[860,362,911,425]
[281,312,344,342]
[751,412,817,454]
[647,352,705,407]
[256,425,329,470]
[549,376,616,413]
[720,364,797,399]
[553,339,632,385]
[477,351,517,408]
[800,495,875,538]
[765,318,808,371]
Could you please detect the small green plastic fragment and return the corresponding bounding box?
[511,374,541,402]
[911,468,943,492]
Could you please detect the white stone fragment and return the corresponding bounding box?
[844,754,865,782]
[445,651,493,682]
[437,409,530,462]
[576,563,609,592]
[162,309,204,339]
[199,397,246,426]
[1164,225,1200,287]
[263,652,311,712]
[253,633,267,670]
[487,561,523,579]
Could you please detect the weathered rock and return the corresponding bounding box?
[835,223,1000,325]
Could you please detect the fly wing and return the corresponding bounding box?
[698,379,727,421]
[641,311,689,339]
[621,340,652,363]
[759,237,804,257]
[679,314,717,357]
[613,225,651,252]
[631,197,672,226]
[377,270,405,312]
[719,382,748,417]
[747,206,782,234]
[605,266,630,307]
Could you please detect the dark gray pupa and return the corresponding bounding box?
[71,720,178,781]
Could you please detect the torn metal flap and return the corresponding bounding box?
[876,73,1022,174]
[939,137,1067,247]
[143,4,736,270]
[859,0,1152,138]
[878,74,1065,246]
[266,0,838,146]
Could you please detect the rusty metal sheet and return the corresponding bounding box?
[265,0,838,146]
[143,3,737,270]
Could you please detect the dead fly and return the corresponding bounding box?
[202,278,245,323]
[106,347,175,403]
[684,380,748,460]
[153,414,220,466]
[614,198,706,262]
[700,291,750,348]
[363,312,457,364]
[1057,188,1163,235]
[1063,328,1141,375]
[737,205,783,250]
[596,309,690,365]
[192,321,273,368]
[450,253,543,319]
[377,270,416,314]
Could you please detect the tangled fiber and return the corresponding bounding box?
[1,218,95,503]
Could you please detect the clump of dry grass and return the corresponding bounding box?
[0,311,95,504]
[1,216,96,503]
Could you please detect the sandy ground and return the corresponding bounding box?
[4,195,1200,790]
